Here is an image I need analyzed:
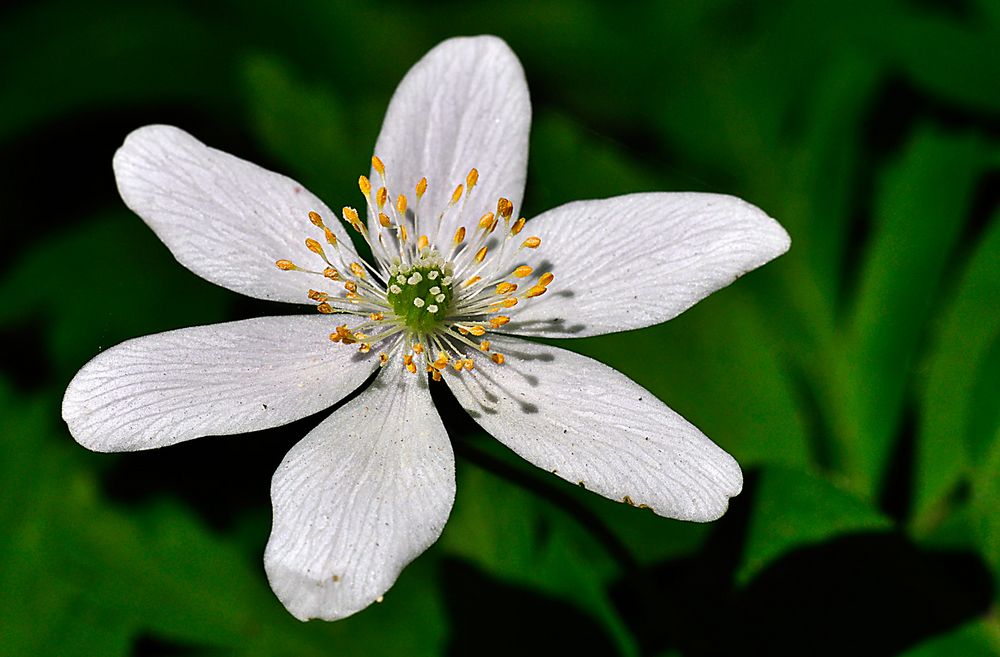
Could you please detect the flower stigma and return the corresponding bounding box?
[276,157,552,377]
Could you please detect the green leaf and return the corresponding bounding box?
[0,379,448,656]
[571,286,810,470]
[526,111,661,215]
[878,12,1000,114]
[835,129,990,498]
[969,415,1000,582]
[0,213,230,378]
[914,209,1000,530]
[241,53,363,206]
[0,0,233,142]
[956,336,1000,590]
[772,48,880,332]
[737,465,892,583]
[441,450,638,657]
[895,619,999,657]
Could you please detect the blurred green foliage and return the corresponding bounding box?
[1,0,999,655]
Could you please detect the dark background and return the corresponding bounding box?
[1,1,999,655]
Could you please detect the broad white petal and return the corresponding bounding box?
[62,315,377,452]
[114,125,354,303]
[507,193,790,337]
[445,336,742,521]
[265,366,454,621]
[370,36,531,249]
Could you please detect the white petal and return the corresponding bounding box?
[507,193,790,337]
[370,36,531,249]
[445,336,742,521]
[114,125,354,303]
[62,315,377,452]
[265,366,454,620]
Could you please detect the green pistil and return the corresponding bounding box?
[386,264,453,333]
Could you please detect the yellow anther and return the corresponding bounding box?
[399,225,408,242]
[417,234,429,251]
[371,155,385,176]
[276,259,296,271]
[522,236,541,249]
[317,302,334,314]
[489,316,511,328]
[511,217,526,235]
[305,238,325,256]
[491,353,506,365]
[344,281,358,293]
[358,343,371,354]
[478,212,495,230]
[342,206,362,229]
[349,262,366,278]
[454,226,466,244]
[416,177,427,199]
[376,187,388,209]
[431,369,443,382]
[323,267,340,280]
[321,229,335,247]
[538,272,554,287]
[474,246,488,263]
[466,168,479,189]
[501,298,518,308]
[469,325,487,336]
[403,354,417,374]
[433,351,449,370]
[526,285,547,298]
[379,352,389,367]
[497,197,513,220]
[308,211,325,227]
[396,194,408,215]
[329,332,341,343]
[369,312,384,321]
[412,343,424,354]
[479,340,491,351]
[307,289,328,302]
[463,359,475,371]
[513,265,533,278]
[378,212,392,227]
[450,184,464,204]
[495,282,517,295]
[359,175,372,196]
[462,275,482,288]
[335,325,356,344]
[452,359,464,372]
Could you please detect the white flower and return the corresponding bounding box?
[62,35,790,621]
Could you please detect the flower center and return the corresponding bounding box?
[385,255,454,333]
[274,155,553,378]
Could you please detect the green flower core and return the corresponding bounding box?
[385,261,454,333]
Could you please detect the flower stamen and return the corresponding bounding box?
[274,158,553,375]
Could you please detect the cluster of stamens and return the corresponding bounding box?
[275,156,553,377]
